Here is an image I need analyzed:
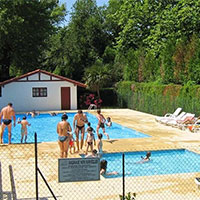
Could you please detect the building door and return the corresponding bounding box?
[61,87,70,110]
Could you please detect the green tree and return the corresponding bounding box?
[83,59,110,98]
[41,28,74,78]
[147,0,200,55]
[56,0,110,81]
[0,0,65,81]
[172,38,187,84]
[143,50,158,82]
[187,36,200,84]
[123,49,139,82]
[115,0,160,53]
[159,39,176,84]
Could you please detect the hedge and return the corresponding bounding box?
[116,81,200,116]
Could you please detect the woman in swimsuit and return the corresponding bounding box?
[57,114,72,158]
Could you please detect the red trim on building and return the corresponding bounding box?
[0,69,86,88]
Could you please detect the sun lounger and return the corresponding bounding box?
[178,117,198,130]
[160,112,186,125]
[155,107,182,122]
[166,113,195,127]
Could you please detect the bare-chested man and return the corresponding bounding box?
[73,110,88,152]
[0,103,16,144]
[57,114,72,158]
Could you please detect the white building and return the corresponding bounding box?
[0,69,86,112]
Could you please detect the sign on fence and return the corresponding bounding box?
[58,157,100,182]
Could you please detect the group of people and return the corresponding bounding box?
[0,103,111,153]
[26,110,40,118]
[0,103,151,177]
[57,109,112,158]
[0,103,33,144]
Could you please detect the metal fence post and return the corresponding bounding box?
[122,153,125,200]
[35,132,39,200]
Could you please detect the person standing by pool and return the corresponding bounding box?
[73,110,88,152]
[96,109,109,139]
[57,114,72,158]
[85,127,96,155]
[0,103,16,144]
[18,116,31,143]
[69,132,75,154]
[97,133,103,157]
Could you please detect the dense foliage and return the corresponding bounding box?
[116,81,200,116]
[0,0,65,81]
[1,0,200,107]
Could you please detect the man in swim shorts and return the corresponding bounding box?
[0,103,16,144]
[73,110,88,152]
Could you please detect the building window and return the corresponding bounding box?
[32,87,47,97]
[0,87,1,97]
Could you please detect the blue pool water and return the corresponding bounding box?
[2,112,149,144]
[102,149,200,178]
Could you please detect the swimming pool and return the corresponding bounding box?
[2,112,150,144]
[101,149,200,178]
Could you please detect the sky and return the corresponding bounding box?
[59,0,109,25]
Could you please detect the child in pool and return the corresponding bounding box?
[100,160,118,175]
[137,151,151,163]
[106,117,112,127]
[17,116,31,143]
[85,127,96,155]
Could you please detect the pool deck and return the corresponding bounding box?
[1,109,200,199]
[39,108,200,153]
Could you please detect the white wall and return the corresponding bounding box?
[0,81,77,112]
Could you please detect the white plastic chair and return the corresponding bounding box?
[160,112,186,125]
[155,107,182,123]
[166,113,195,127]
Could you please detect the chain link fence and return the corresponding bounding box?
[1,138,200,200]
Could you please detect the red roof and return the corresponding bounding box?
[0,69,86,88]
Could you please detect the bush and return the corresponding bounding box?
[116,81,200,116]
[100,88,118,107]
